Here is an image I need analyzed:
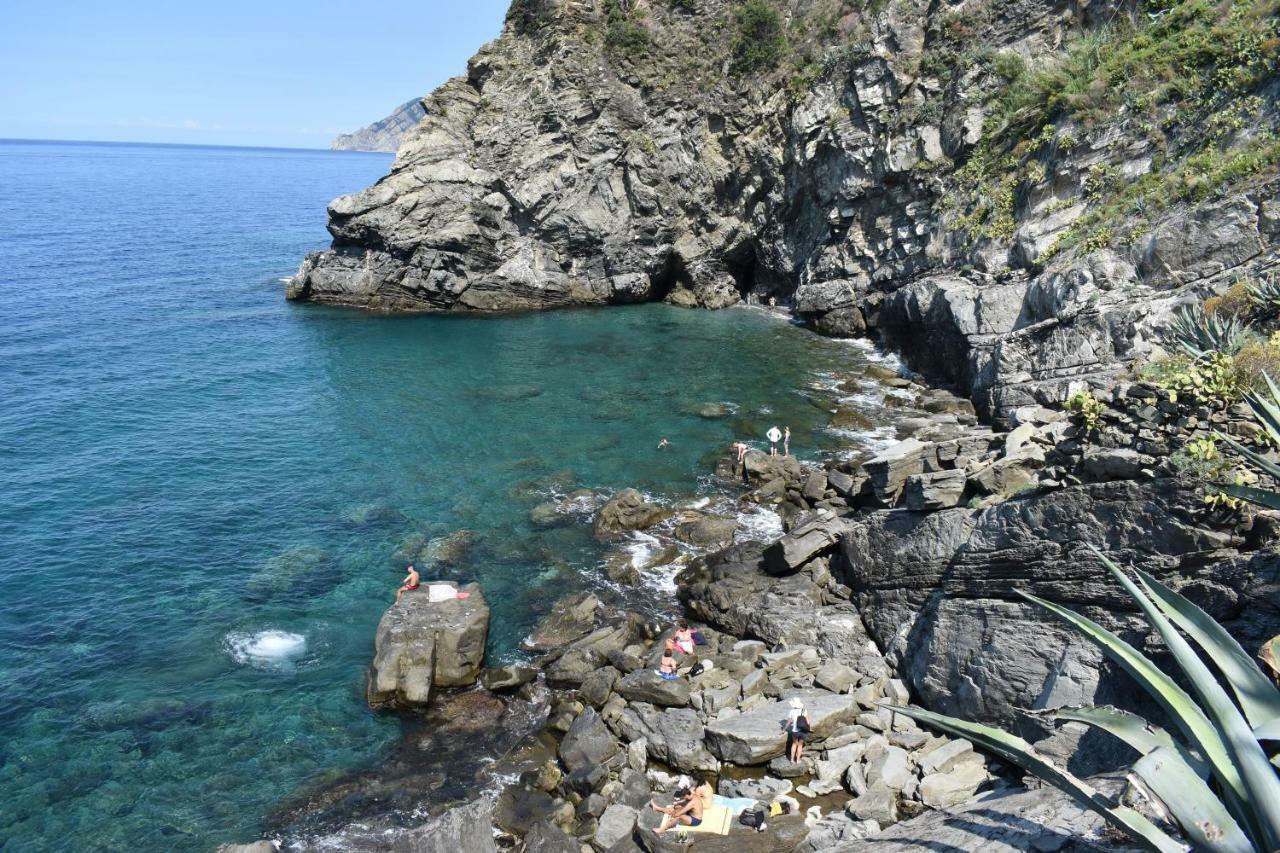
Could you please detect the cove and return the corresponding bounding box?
[0,142,901,851]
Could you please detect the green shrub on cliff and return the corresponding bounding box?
[889,546,1280,853]
[732,0,785,74]
[604,1,650,57]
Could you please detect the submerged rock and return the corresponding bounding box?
[593,489,672,540]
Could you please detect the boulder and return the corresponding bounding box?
[617,704,719,772]
[762,514,849,575]
[494,786,573,835]
[560,707,621,776]
[814,662,861,694]
[863,439,930,503]
[595,490,671,539]
[674,516,738,548]
[480,663,538,691]
[525,592,602,651]
[635,815,809,853]
[617,669,692,707]
[594,804,639,850]
[918,762,988,808]
[903,469,967,511]
[703,690,860,764]
[741,450,803,486]
[846,781,898,824]
[367,582,489,709]
[523,820,580,853]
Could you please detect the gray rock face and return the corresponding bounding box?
[332,98,427,153]
[560,707,621,776]
[703,690,859,764]
[830,780,1134,852]
[616,703,719,772]
[837,479,1249,764]
[367,583,489,708]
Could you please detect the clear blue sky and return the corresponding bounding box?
[0,0,511,148]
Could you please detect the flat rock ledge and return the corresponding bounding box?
[368,582,490,710]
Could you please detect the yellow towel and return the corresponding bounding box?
[682,803,732,835]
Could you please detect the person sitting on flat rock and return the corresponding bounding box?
[395,565,420,604]
[650,787,703,832]
[665,620,695,656]
[658,647,678,680]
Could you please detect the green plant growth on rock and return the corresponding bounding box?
[947,0,1279,258]
[1171,435,1258,511]
[604,1,650,57]
[888,546,1280,853]
[1216,372,1280,509]
[731,0,786,74]
[1168,305,1254,359]
[1066,389,1105,433]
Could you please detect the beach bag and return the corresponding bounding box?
[688,661,705,677]
[738,808,765,828]
[796,714,811,734]
[692,629,708,645]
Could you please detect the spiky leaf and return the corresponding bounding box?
[1051,705,1208,777]
[1133,746,1253,853]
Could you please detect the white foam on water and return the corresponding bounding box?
[626,531,665,568]
[225,630,307,668]
[735,505,784,543]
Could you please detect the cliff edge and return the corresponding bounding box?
[330,98,427,153]
[292,0,1279,419]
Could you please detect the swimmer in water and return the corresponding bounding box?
[396,564,420,604]
[658,438,670,449]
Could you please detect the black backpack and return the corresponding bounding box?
[738,807,766,828]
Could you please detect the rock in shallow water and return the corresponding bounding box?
[367,582,489,709]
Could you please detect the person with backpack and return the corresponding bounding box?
[784,697,810,762]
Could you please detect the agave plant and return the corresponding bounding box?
[887,546,1280,853]
[1247,275,1280,320]
[1168,305,1254,359]
[1217,371,1280,510]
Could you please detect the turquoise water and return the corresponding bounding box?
[0,140,894,850]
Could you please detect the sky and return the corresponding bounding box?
[0,0,511,148]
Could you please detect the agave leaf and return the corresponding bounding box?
[1134,568,1280,732]
[1097,550,1280,851]
[1215,431,1280,481]
[1220,483,1280,511]
[1256,719,1280,741]
[1018,590,1243,807]
[882,704,1186,853]
[1133,746,1254,853]
[1052,705,1208,777]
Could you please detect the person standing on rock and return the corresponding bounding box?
[784,697,810,762]
[783,426,791,456]
[395,565,420,605]
[766,425,782,456]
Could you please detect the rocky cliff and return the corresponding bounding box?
[292,0,1278,419]
[330,98,427,152]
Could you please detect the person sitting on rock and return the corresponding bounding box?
[395,565,420,604]
[784,697,810,762]
[650,787,703,832]
[686,773,715,812]
[658,647,678,680]
[665,620,695,656]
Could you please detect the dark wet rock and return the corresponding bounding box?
[246,545,335,600]
[480,663,539,692]
[368,582,489,709]
[525,593,603,652]
[616,669,691,707]
[494,786,573,835]
[594,490,672,540]
[813,306,867,338]
[390,799,498,853]
[420,529,476,568]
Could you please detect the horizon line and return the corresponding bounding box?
[0,136,396,155]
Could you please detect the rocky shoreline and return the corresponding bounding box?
[216,339,1277,851]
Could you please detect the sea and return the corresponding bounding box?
[0,139,903,850]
